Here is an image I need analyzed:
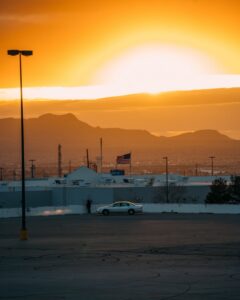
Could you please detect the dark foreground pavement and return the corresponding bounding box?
[1,213,240,299]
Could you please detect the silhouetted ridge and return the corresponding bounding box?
[171,130,233,142]
[37,113,92,129]
[38,113,78,122]
[0,113,239,164]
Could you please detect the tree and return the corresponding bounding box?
[206,177,230,204]
[229,175,240,203]
[154,183,186,203]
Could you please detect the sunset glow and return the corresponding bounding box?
[1,74,240,101]
[1,44,240,100]
[0,0,240,101]
[1,40,240,100]
[1,0,240,175]
[93,44,219,93]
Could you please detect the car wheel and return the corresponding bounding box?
[102,209,109,216]
[128,209,135,215]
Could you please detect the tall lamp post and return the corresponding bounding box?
[7,49,33,240]
[209,156,215,176]
[163,156,169,203]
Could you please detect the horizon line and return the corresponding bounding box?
[0,85,240,102]
[0,74,240,101]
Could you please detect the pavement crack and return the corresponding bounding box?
[160,283,192,300]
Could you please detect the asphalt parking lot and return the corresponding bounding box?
[1,213,240,299]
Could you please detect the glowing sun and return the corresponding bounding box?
[93,44,219,93]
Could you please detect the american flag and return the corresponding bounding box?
[116,153,131,164]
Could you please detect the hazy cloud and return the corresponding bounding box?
[0,13,51,24]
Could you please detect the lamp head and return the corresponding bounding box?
[7,49,33,56]
[7,49,20,56]
[21,50,33,56]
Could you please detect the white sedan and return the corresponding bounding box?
[96,201,143,216]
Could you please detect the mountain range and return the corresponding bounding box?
[0,113,239,165]
[1,88,240,140]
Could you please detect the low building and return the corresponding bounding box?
[0,166,231,209]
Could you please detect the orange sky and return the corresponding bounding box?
[0,0,240,99]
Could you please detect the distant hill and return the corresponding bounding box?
[1,88,240,140]
[0,113,240,165]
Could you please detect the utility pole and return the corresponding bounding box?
[0,167,3,181]
[13,169,16,181]
[209,156,215,176]
[195,163,198,176]
[86,149,90,168]
[163,156,169,203]
[100,137,103,173]
[29,159,36,179]
[68,160,72,174]
[58,144,62,177]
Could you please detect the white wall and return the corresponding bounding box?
[1,203,240,218]
[143,203,240,214]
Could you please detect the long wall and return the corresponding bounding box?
[0,185,211,208]
[0,191,52,208]
[52,187,114,206]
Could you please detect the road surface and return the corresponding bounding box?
[1,213,240,299]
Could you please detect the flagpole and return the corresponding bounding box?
[129,152,132,176]
[116,152,131,174]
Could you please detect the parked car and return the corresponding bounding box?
[96,201,143,216]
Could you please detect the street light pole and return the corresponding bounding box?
[209,156,215,176]
[163,156,169,203]
[19,52,27,240]
[7,49,33,241]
